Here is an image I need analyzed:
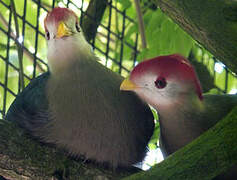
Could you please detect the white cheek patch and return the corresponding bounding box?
[135,77,179,108]
[134,72,156,88]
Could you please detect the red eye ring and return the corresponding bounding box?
[155,77,167,89]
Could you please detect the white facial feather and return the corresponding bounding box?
[46,21,92,74]
[133,73,195,109]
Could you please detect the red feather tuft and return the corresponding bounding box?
[131,54,203,100]
[44,7,78,32]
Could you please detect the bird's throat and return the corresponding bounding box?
[47,34,93,75]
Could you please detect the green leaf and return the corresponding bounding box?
[137,9,195,62]
[1,0,10,6]
[117,0,132,10]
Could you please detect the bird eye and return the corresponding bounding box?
[75,22,80,32]
[155,77,167,89]
[46,31,50,40]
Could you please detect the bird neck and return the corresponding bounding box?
[157,93,204,154]
[47,33,93,75]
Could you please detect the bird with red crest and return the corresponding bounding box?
[120,54,237,179]
[6,7,154,168]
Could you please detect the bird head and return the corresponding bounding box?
[44,7,92,73]
[120,54,203,109]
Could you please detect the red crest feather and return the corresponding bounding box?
[131,54,203,100]
[44,7,78,32]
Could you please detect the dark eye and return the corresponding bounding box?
[155,77,167,89]
[75,22,80,32]
[46,31,50,40]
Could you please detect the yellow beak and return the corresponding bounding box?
[120,79,138,91]
[56,21,72,38]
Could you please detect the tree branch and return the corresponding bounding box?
[123,106,237,180]
[153,0,237,74]
[81,0,108,42]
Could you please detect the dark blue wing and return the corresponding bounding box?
[6,72,50,132]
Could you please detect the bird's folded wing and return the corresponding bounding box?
[6,72,50,132]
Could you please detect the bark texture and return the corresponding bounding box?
[123,106,237,180]
[154,0,237,74]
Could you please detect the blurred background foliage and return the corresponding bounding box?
[0,0,236,169]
